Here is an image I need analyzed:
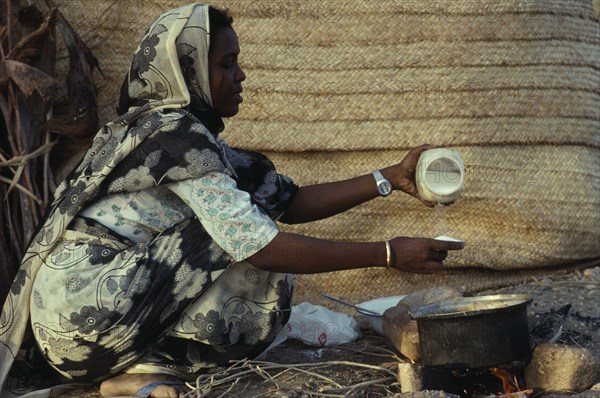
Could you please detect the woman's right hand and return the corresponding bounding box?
[388,237,464,273]
[382,144,438,207]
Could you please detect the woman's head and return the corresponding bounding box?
[208,7,246,118]
[117,4,245,129]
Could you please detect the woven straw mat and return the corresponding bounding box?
[50,0,600,303]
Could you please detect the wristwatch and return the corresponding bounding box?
[372,170,392,197]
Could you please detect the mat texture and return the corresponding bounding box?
[50,0,600,302]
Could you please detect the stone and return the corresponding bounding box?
[583,266,600,280]
[382,286,462,362]
[524,343,599,392]
[398,362,423,392]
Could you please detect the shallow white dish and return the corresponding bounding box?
[434,235,464,243]
[356,295,406,335]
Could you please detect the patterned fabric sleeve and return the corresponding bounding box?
[167,171,279,262]
[220,145,299,220]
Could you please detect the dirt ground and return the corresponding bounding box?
[61,266,600,398]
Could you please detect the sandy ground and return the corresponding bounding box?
[58,266,600,398]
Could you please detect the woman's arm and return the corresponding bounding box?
[279,144,437,224]
[247,231,464,274]
[278,172,386,224]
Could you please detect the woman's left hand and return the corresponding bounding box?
[384,144,437,207]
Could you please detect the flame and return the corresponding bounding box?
[489,367,519,395]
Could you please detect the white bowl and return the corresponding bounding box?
[356,295,406,335]
[434,235,464,243]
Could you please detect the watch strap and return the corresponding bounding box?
[372,169,385,182]
[372,170,392,196]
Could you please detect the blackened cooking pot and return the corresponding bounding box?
[409,294,532,369]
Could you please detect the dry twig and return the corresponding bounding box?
[187,358,397,398]
[0,1,99,303]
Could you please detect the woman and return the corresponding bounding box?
[0,4,463,398]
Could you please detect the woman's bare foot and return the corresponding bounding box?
[99,372,186,397]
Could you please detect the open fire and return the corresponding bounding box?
[420,365,528,397]
[404,294,535,396]
[489,367,521,394]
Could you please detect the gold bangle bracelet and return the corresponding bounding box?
[385,240,392,270]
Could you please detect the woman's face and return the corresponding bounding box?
[209,27,246,117]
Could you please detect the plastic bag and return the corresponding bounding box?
[286,302,360,347]
[256,302,361,359]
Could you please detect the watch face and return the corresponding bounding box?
[379,181,392,195]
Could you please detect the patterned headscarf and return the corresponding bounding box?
[115,3,224,134]
[0,3,295,393]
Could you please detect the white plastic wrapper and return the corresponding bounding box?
[256,302,361,359]
[286,302,361,347]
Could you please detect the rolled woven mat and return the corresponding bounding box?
[50,0,600,299]
[269,145,600,301]
[52,0,600,133]
[293,259,600,306]
[270,146,599,268]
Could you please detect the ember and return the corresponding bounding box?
[490,367,519,394]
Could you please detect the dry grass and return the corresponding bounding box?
[0,0,99,304]
[186,358,399,398]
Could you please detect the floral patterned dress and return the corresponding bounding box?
[29,157,297,381]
